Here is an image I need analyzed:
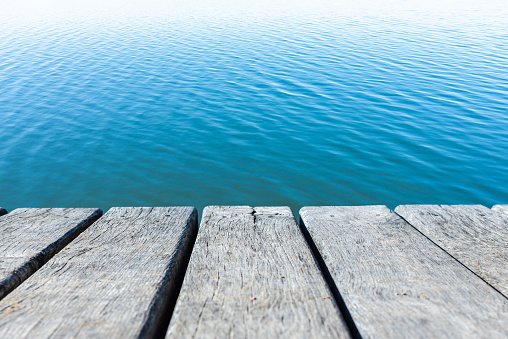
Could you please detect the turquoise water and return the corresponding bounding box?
[1,1,507,213]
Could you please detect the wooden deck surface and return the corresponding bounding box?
[395,204,508,296]
[166,206,350,338]
[0,204,506,338]
[0,207,197,338]
[301,206,507,338]
[0,208,102,300]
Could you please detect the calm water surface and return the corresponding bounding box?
[1,0,507,214]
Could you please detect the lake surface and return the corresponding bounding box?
[1,0,507,214]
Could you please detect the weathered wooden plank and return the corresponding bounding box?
[0,208,6,216]
[300,206,508,338]
[0,208,102,300]
[492,204,508,220]
[395,204,508,296]
[0,207,198,338]
[166,206,350,339]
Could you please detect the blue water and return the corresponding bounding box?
[1,0,507,214]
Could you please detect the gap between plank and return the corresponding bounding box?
[393,208,507,300]
[148,208,200,339]
[298,216,362,339]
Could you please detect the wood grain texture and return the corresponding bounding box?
[395,204,507,296]
[300,206,508,338]
[0,208,6,216]
[492,204,508,220]
[166,206,350,339]
[0,207,198,338]
[0,208,102,300]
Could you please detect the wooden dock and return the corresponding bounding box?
[0,205,506,338]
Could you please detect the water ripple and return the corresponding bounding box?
[1,1,507,211]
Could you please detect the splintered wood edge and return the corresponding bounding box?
[492,205,508,219]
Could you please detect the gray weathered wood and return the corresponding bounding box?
[492,204,508,220]
[300,206,508,338]
[395,204,508,296]
[0,208,6,216]
[0,207,198,338]
[166,206,350,338]
[0,208,102,300]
